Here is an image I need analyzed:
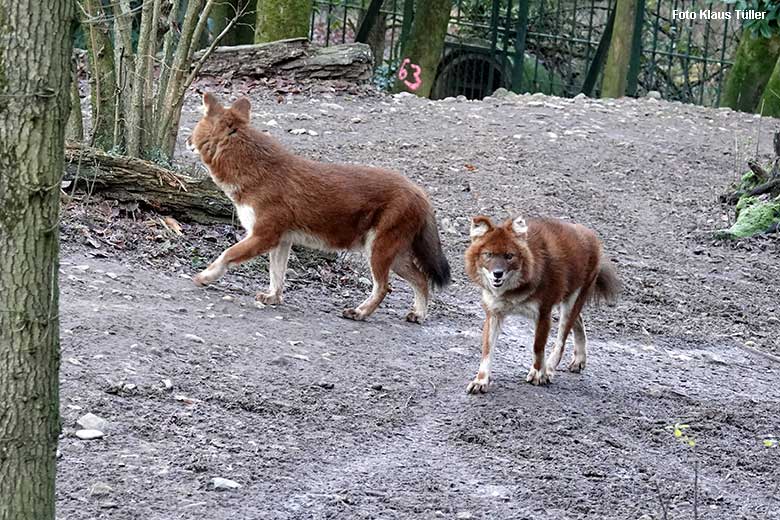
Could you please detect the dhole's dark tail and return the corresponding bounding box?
[591,259,621,305]
[412,212,451,290]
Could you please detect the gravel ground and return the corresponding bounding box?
[57,81,780,519]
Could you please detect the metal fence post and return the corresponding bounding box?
[626,0,646,97]
[511,0,530,93]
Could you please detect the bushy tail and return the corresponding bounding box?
[412,212,451,290]
[591,259,621,305]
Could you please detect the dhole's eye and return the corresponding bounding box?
[481,252,493,259]
[504,253,515,260]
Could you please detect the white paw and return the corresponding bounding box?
[255,291,282,305]
[568,355,586,373]
[342,308,367,321]
[466,375,490,394]
[193,264,225,286]
[526,365,553,386]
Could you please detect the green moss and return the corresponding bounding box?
[0,6,6,94]
[717,198,780,239]
[736,195,758,216]
[722,30,780,112]
[255,0,312,43]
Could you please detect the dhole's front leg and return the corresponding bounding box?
[193,232,279,287]
[255,240,291,305]
[467,312,502,394]
[526,309,554,385]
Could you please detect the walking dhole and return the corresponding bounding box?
[464,215,619,393]
[186,93,451,323]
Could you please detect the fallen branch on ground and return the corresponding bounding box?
[64,142,234,223]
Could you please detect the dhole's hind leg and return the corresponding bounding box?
[568,316,588,373]
[256,240,291,305]
[558,284,591,373]
[342,234,394,321]
[391,252,430,324]
[546,292,578,372]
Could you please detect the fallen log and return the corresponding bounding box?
[193,38,373,82]
[64,142,233,223]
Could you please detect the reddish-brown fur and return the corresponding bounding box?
[188,93,450,323]
[464,215,619,393]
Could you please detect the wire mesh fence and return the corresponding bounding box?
[310,0,743,106]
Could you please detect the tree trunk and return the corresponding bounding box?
[66,57,84,141]
[195,38,372,82]
[64,143,234,223]
[211,0,255,45]
[0,1,72,519]
[602,0,637,98]
[79,0,117,149]
[758,50,780,117]
[359,5,387,70]
[722,30,780,113]
[392,0,450,97]
[254,0,312,44]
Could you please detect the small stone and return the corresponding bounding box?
[512,134,523,140]
[211,477,241,490]
[161,378,173,390]
[573,93,587,101]
[456,513,473,520]
[105,272,118,280]
[77,413,108,432]
[321,102,345,111]
[89,482,113,497]
[289,128,307,135]
[317,381,335,389]
[350,116,362,124]
[184,333,205,344]
[306,129,319,136]
[264,119,279,127]
[222,295,234,302]
[270,356,291,366]
[646,90,662,99]
[254,301,266,309]
[393,92,415,99]
[491,87,517,99]
[371,383,383,391]
[75,429,104,440]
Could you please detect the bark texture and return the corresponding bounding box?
[0,1,72,519]
[602,0,637,98]
[721,30,780,113]
[64,143,234,223]
[392,0,451,97]
[78,0,117,148]
[195,38,373,82]
[759,52,780,117]
[254,0,312,43]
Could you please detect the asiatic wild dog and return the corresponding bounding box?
[186,93,451,322]
[464,215,620,393]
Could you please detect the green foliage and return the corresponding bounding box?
[717,196,780,239]
[763,437,778,448]
[723,1,780,38]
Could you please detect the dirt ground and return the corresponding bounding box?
[57,80,780,519]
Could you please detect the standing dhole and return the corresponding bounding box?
[464,215,620,393]
[187,93,451,323]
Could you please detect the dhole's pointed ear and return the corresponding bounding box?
[470,215,494,240]
[511,215,528,238]
[202,92,223,116]
[231,97,251,120]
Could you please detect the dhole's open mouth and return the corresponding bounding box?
[491,280,504,288]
